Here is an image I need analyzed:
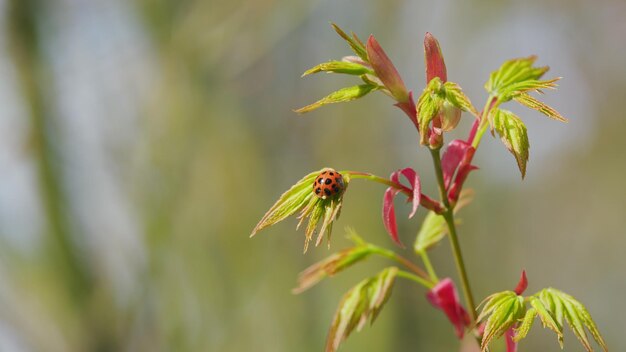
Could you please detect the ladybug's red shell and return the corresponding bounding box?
[313,169,345,199]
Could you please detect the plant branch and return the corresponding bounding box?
[420,252,439,282]
[429,148,478,321]
[346,171,444,213]
[396,270,435,289]
[370,246,434,286]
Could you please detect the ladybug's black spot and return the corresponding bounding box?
[315,187,321,194]
[318,178,323,184]
[329,172,334,176]
[324,189,331,196]
[325,178,332,185]
[332,184,339,191]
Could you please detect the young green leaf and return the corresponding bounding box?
[302,61,373,77]
[413,211,447,254]
[326,267,398,352]
[536,288,608,352]
[529,296,564,347]
[252,168,349,252]
[485,56,547,97]
[443,81,479,116]
[252,170,320,236]
[514,307,537,342]
[514,92,568,122]
[414,189,472,254]
[293,245,374,294]
[477,291,526,351]
[417,77,444,144]
[330,23,369,62]
[491,109,530,178]
[294,84,377,114]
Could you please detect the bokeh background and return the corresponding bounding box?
[0,0,624,351]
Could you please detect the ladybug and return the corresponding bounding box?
[313,169,345,199]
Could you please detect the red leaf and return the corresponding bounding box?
[381,168,421,246]
[399,168,421,218]
[441,140,472,189]
[448,147,477,203]
[366,35,409,103]
[505,325,518,352]
[424,32,447,83]
[513,270,528,296]
[427,278,470,338]
[382,187,402,246]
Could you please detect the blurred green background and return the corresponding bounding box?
[0,0,624,351]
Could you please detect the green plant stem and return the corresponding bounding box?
[370,246,434,286]
[429,148,478,321]
[396,270,435,289]
[420,252,439,282]
[347,171,412,194]
[471,96,497,149]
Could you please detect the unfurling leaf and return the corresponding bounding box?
[477,291,526,351]
[293,245,373,294]
[491,109,529,178]
[427,278,471,338]
[514,307,537,342]
[514,92,568,122]
[302,61,373,77]
[252,168,349,252]
[417,77,444,144]
[382,168,421,247]
[366,35,409,102]
[326,267,398,352]
[443,81,479,116]
[295,84,377,114]
[331,23,369,62]
[535,288,608,352]
[252,170,320,236]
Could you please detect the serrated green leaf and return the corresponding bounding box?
[478,291,525,351]
[293,244,374,294]
[252,170,320,236]
[538,288,608,352]
[514,92,568,122]
[485,56,564,105]
[331,23,368,61]
[514,307,537,342]
[325,267,398,352]
[417,77,444,144]
[485,56,547,95]
[443,81,478,116]
[563,298,593,351]
[498,77,561,99]
[529,296,564,347]
[302,61,373,77]
[491,109,530,178]
[413,211,447,253]
[367,267,398,324]
[295,84,377,114]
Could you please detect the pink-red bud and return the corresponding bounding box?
[424,32,447,83]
